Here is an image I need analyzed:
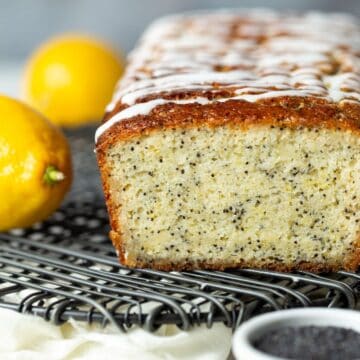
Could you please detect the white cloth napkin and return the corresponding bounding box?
[0,308,232,360]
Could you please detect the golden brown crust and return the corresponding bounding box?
[97,97,360,151]
[97,11,360,148]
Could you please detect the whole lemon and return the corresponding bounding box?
[0,95,72,231]
[22,34,124,127]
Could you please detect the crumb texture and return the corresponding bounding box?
[105,126,360,270]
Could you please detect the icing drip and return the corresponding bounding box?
[96,98,209,142]
[96,10,360,143]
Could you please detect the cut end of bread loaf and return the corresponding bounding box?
[96,11,360,272]
[102,125,360,271]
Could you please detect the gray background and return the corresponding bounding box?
[1,0,359,60]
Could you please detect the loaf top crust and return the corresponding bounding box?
[96,10,360,144]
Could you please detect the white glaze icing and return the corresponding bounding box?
[96,98,210,142]
[96,10,360,143]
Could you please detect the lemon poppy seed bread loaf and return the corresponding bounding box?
[96,10,360,272]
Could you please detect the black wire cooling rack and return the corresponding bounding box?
[0,127,359,332]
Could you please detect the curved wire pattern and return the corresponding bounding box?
[0,201,359,332]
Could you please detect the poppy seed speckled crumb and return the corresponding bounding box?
[99,126,360,271]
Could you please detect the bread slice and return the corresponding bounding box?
[96,11,360,272]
